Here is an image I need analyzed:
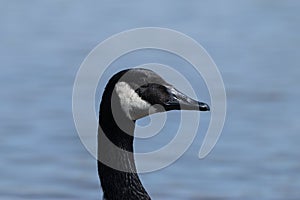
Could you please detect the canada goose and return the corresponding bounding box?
[98,68,210,200]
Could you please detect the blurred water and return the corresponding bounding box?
[1,0,300,199]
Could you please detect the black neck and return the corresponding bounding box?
[98,87,151,200]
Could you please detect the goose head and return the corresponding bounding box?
[104,68,210,121]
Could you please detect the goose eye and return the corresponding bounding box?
[140,83,150,88]
[135,84,149,96]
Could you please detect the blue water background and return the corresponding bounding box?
[0,1,299,199]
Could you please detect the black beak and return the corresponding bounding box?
[164,87,210,112]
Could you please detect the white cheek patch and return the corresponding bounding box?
[115,82,154,120]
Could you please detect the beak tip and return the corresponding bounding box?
[199,103,210,111]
